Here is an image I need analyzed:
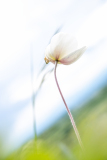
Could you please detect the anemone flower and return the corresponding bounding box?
[44,32,86,150]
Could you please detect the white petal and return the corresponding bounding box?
[59,46,87,65]
[45,44,50,57]
[49,32,78,60]
[45,44,55,61]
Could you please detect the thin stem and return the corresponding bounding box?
[54,61,84,150]
[32,95,37,141]
[30,44,37,140]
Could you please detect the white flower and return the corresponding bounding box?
[44,32,86,65]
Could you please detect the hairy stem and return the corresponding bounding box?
[54,61,84,150]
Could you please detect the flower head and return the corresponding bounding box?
[44,32,86,65]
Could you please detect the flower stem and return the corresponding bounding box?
[54,61,84,150]
[30,44,37,140]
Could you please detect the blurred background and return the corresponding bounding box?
[0,0,107,159]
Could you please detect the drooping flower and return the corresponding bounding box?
[44,32,86,150]
[44,32,86,65]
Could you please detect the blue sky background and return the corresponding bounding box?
[0,0,107,155]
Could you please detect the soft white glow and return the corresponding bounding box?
[0,0,107,155]
[76,2,107,47]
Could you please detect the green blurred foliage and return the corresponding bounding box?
[5,140,56,160]
[1,86,107,160]
[40,86,107,160]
